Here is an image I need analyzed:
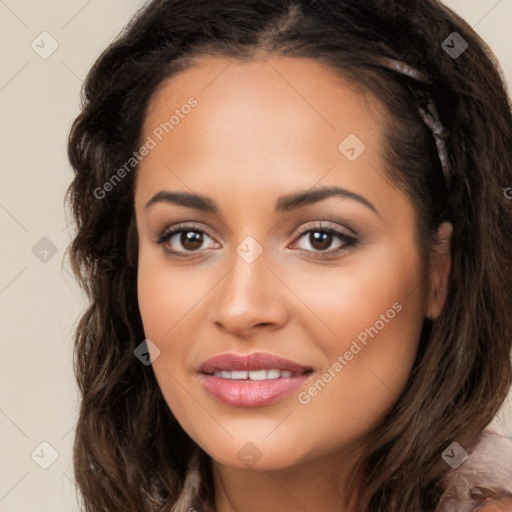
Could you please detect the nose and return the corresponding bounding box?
[209,247,289,338]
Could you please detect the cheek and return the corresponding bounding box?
[292,249,425,442]
[289,241,425,356]
[137,249,210,341]
[136,258,204,424]
[136,250,217,412]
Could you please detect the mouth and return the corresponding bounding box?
[209,368,310,380]
[198,352,314,407]
[199,351,313,375]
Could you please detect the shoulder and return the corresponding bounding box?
[436,429,512,512]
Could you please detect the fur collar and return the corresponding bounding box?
[436,429,512,511]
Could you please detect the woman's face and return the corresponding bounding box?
[134,55,439,472]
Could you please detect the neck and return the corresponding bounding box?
[211,444,364,512]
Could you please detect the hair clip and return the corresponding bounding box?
[376,56,433,85]
[373,56,452,190]
[416,97,451,183]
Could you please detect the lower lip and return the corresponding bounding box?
[199,373,312,407]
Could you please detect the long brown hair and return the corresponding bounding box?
[65,0,512,510]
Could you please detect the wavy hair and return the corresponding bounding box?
[65,0,512,510]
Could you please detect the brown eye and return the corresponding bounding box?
[292,223,358,257]
[308,231,335,251]
[164,229,213,253]
[179,231,204,251]
[156,223,219,258]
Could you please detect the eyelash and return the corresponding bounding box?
[155,221,358,260]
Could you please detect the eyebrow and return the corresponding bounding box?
[144,186,378,216]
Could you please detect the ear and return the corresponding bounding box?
[426,221,453,320]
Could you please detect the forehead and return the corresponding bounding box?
[134,55,406,219]
[143,54,384,142]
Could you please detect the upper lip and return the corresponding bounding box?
[199,352,312,374]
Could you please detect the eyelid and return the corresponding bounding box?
[154,222,219,260]
[154,221,215,244]
[293,220,357,238]
[155,220,358,258]
[288,221,358,257]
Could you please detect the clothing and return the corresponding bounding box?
[436,429,512,511]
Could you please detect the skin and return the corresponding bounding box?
[134,55,452,512]
[479,496,512,511]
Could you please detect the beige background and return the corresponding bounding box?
[1,1,511,510]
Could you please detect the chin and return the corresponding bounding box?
[198,434,312,472]
[211,452,300,472]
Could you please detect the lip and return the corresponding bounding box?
[198,352,313,408]
[199,373,313,407]
[198,352,312,374]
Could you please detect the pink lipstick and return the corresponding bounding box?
[198,352,313,407]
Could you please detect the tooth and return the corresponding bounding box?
[248,370,267,380]
[212,369,300,380]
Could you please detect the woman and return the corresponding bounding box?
[65,0,512,510]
